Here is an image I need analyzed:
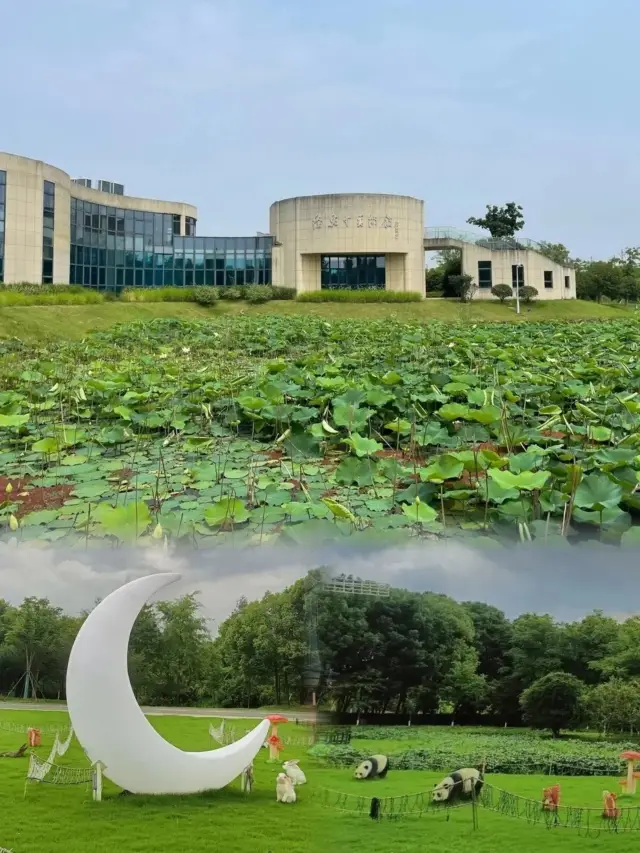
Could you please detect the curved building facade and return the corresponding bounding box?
[0,153,196,286]
[0,152,576,299]
[269,193,425,295]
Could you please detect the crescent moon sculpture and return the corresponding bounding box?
[66,572,270,795]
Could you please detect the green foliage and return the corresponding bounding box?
[270,286,296,300]
[427,249,462,297]
[520,285,538,303]
[1,313,640,552]
[447,274,475,302]
[538,242,573,266]
[192,286,219,305]
[245,285,273,304]
[583,677,640,734]
[218,285,246,300]
[120,287,198,303]
[0,285,104,306]
[467,202,525,238]
[576,250,640,303]
[491,284,514,303]
[296,290,422,303]
[520,672,585,736]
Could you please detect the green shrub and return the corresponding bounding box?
[120,287,197,303]
[296,290,422,303]
[270,286,296,300]
[520,285,539,303]
[492,284,514,303]
[0,284,104,306]
[218,286,246,300]
[192,286,218,305]
[245,285,273,304]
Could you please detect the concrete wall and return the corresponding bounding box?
[269,193,424,294]
[0,152,197,284]
[461,243,576,300]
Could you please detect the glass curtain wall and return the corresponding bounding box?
[321,255,385,289]
[70,197,271,288]
[42,181,55,284]
[172,237,272,287]
[0,171,5,282]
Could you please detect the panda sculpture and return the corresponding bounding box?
[431,767,483,803]
[354,754,389,780]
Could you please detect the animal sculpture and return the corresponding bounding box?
[432,768,483,803]
[354,754,389,780]
[282,759,306,786]
[276,772,296,803]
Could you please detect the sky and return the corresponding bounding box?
[2,540,640,628]
[2,0,639,259]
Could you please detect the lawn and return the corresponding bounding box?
[1,710,638,852]
[0,298,635,341]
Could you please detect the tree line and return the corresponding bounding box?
[2,572,640,736]
[426,201,640,303]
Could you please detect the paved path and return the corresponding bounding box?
[0,702,319,721]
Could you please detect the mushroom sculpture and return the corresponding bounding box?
[266,714,288,762]
[620,750,640,795]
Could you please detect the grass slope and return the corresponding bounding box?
[0,299,635,341]
[0,710,636,853]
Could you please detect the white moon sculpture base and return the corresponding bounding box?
[65,572,270,795]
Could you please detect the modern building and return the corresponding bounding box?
[0,152,576,298]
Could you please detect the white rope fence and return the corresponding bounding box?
[0,720,69,737]
[25,752,103,801]
[26,752,92,786]
[209,719,315,749]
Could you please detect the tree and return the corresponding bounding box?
[153,594,211,705]
[593,616,640,679]
[576,260,631,302]
[467,203,524,239]
[559,611,619,685]
[447,274,476,302]
[583,678,640,735]
[538,242,573,266]
[426,249,462,296]
[462,602,513,683]
[3,598,65,699]
[491,284,513,303]
[520,672,585,737]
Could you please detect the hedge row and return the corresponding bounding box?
[0,284,422,305]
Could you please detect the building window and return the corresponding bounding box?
[478,260,492,288]
[70,206,272,291]
[321,255,385,289]
[42,180,55,284]
[511,264,525,289]
[544,270,553,289]
[185,216,196,237]
[172,214,181,235]
[565,275,570,289]
[0,170,5,283]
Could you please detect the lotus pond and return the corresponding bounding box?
[1,314,640,547]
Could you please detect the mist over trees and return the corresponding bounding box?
[2,573,640,734]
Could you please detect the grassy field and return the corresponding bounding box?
[1,710,638,853]
[0,298,635,341]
